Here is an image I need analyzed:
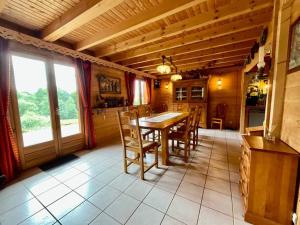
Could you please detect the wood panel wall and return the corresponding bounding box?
[152,70,242,130]
[208,71,242,129]
[280,0,300,153]
[91,64,127,146]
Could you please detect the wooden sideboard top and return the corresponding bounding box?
[242,135,300,156]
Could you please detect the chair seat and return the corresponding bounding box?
[126,140,160,152]
[169,131,186,142]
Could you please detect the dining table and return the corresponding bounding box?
[132,111,189,165]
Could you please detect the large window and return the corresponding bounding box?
[11,54,82,148]
[133,79,148,105]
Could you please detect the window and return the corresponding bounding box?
[133,79,148,105]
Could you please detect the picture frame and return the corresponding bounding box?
[96,74,121,94]
[288,17,300,73]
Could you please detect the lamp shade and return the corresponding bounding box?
[170,74,182,81]
[157,64,171,74]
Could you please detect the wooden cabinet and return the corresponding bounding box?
[173,79,208,103]
[172,79,208,128]
[240,135,299,225]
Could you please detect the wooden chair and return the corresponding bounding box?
[137,105,157,141]
[211,103,227,130]
[117,110,159,180]
[178,106,200,150]
[168,111,194,162]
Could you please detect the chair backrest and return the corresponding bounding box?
[117,110,143,151]
[183,110,195,139]
[216,103,227,119]
[138,104,152,117]
[191,106,200,129]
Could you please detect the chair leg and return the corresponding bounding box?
[140,152,144,180]
[123,149,128,174]
[154,146,158,168]
[220,120,223,130]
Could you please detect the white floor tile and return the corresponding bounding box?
[143,187,174,213]
[205,176,231,195]
[126,203,164,225]
[202,189,232,216]
[124,179,153,201]
[198,206,233,225]
[105,194,140,224]
[90,212,121,225]
[88,186,121,210]
[161,215,185,225]
[167,195,200,225]
[176,181,204,203]
[19,209,57,225]
[60,201,101,225]
[47,192,84,219]
[37,184,71,206]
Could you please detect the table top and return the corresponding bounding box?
[242,135,299,156]
[132,111,189,129]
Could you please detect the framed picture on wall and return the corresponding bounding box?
[97,74,121,94]
[288,17,300,73]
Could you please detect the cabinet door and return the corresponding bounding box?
[174,87,188,102]
[190,86,205,102]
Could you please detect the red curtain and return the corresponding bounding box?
[76,59,96,149]
[125,72,136,106]
[145,77,152,104]
[0,37,20,182]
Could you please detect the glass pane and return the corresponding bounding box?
[12,55,53,147]
[54,64,81,137]
[133,80,140,106]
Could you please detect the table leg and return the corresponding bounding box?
[161,128,169,165]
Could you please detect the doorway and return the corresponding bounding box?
[10,53,84,169]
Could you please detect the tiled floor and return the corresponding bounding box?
[0,129,252,225]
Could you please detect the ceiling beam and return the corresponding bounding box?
[42,0,125,42]
[110,26,262,63]
[135,50,249,70]
[116,27,262,63]
[0,0,6,13]
[75,0,207,51]
[122,40,254,66]
[96,4,272,57]
[157,65,244,78]
[145,59,245,73]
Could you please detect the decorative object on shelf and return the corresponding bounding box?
[288,17,300,72]
[217,78,222,90]
[181,69,209,80]
[97,74,121,94]
[157,55,171,74]
[259,27,268,46]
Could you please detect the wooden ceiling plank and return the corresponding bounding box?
[146,60,244,73]
[101,13,271,59]
[134,49,249,70]
[42,0,125,42]
[96,0,272,57]
[114,27,260,64]
[121,39,254,66]
[75,0,208,51]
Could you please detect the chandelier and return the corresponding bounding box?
[156,55,171,74]
[157,55,182,82]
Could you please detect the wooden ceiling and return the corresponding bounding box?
[0,0,274,76]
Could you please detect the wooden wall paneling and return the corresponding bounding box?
[91,64,128,146]
[208,71,242,129]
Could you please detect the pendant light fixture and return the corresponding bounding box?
[157,55,171,74]
[157,55,182,81]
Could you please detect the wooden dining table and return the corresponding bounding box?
[132,111,189,165]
